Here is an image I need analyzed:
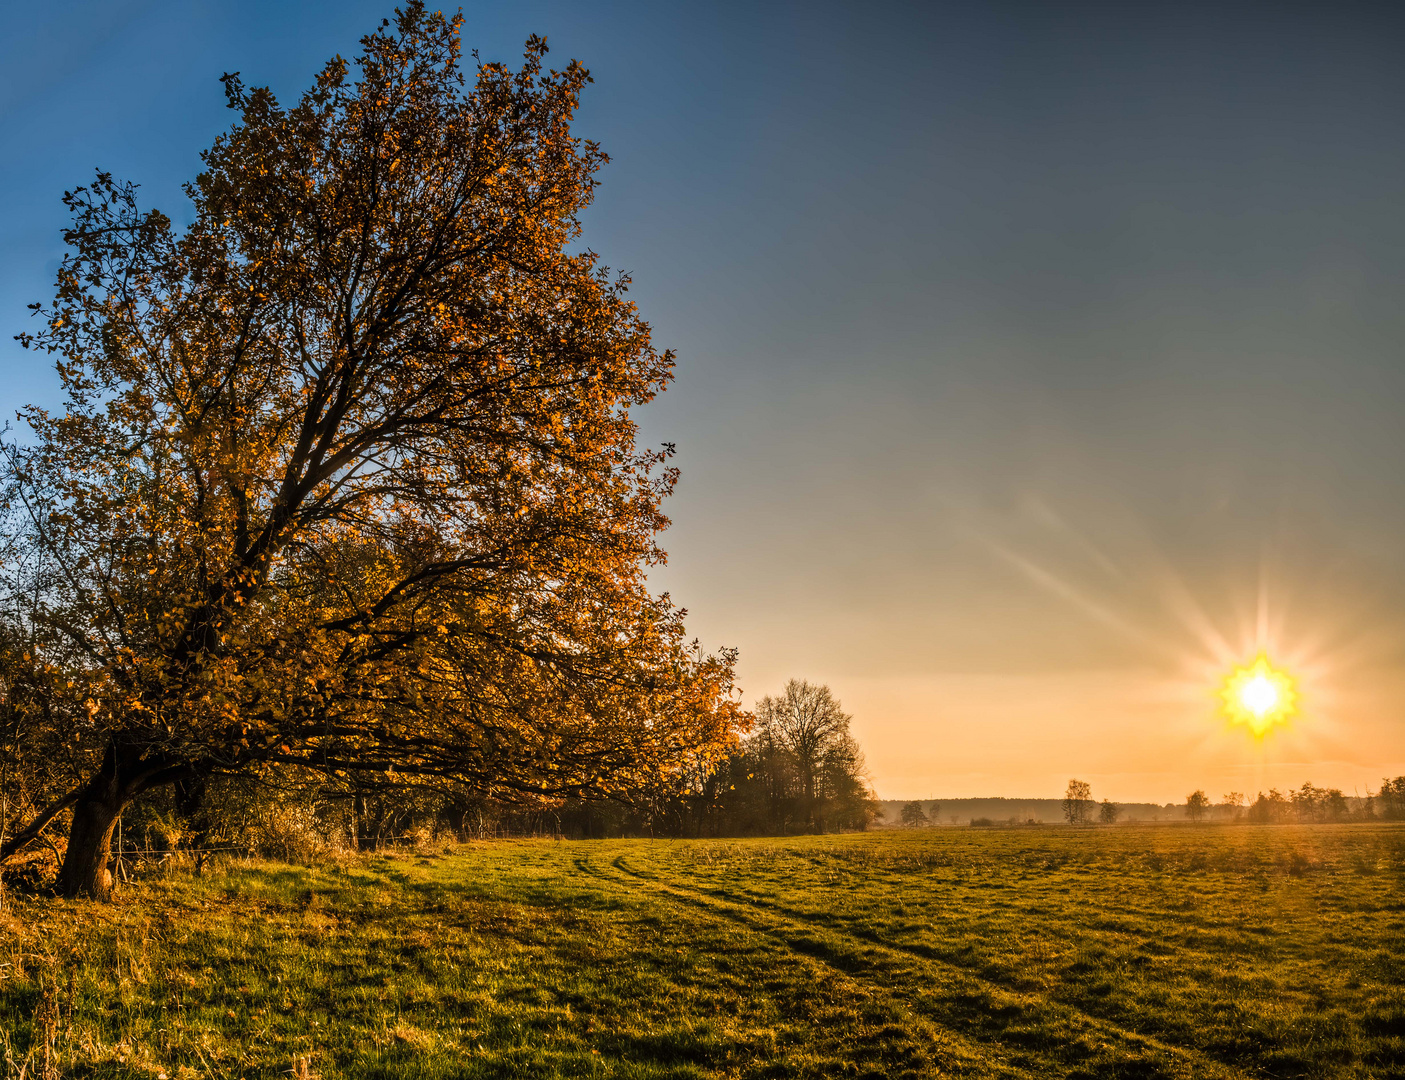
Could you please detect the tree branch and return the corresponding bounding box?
[0,787,82,863]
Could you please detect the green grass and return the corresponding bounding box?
[2,825,1403,1078]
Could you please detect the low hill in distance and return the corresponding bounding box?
[877,797,1186,825]
[877,795,1376,825]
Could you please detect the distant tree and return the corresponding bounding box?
[900,801,929,827]
[1220,792,1246,822]
[1380,777,1405,820]
[1098,798,1119,824]
[755,680,855,830]
[1291,782,1319,822]
[1062,779,1093,825]
[1291,782,1348,823]
[1248,788,1289,824]
[814,728,878,830]
[927,801,941,822]
[700,680,879,835]
[1185,790,1210,823]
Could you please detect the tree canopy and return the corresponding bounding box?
[0,4,743,898]
[748,680,874,832]
[1062,778,1092,825]
[899,801,929,827]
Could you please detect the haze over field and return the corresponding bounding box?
[3,1,1404,802]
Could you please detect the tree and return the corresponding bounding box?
[813,727,877,831]
[1062,779,1092,825]
[1248,788,1288,824]
[654,690,878,837]
[1185,790,1210,822]
[900,800,928,827]
[1220,791,1245,822]
[0,6,743,899]
[1290,781,1348,823]
[754,680,854,830]
[1098,798,1118,824]
[1380,777,1405,820]
[733,680,877,833]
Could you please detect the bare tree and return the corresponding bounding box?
[1220,791,1245,822]
[1062,778,1093,825]
[755,680,854,831]
[1186,790,1210,823]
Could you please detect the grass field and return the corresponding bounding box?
[2,825,1403,1079]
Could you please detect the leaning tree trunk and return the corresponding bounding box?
[56,791,124,900]
[56,745,135,900]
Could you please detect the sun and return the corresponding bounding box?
[1221,654,1297,736]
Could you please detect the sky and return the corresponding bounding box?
[3,1,1404,802]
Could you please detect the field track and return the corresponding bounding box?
[2,825,1403,1078]
[577,849,1239,1078]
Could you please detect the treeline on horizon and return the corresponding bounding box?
[883,779,1405,828]
[6,715,1403,886]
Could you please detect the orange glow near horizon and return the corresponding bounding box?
[1220,654,1298,736]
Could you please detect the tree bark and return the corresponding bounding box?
[55,787,124,901]
[353,789,374,851]
[55,744,133,900]
[50,742,199,898]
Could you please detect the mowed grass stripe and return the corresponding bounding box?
[618,828,1405,1078]
[732,831,1405,1065]
[592,850,1244,1080]
[564,853,1039,1078]
[695,848,1321,1042]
